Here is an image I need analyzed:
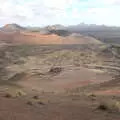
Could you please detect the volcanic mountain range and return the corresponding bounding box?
[0,23,103,45]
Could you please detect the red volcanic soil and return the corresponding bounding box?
[0,31,101,44]
[18,67,111,93]
[94,89,120,95]
[0,31,62,44]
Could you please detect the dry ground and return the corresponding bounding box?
[0,44,119,120]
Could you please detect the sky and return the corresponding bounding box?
[0,0,120,26]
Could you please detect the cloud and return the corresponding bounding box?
[0,0,120,26]
[105,0,120,5]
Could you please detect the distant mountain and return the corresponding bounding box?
[0,23,102,45]
[45,24,66,30]
[66,23,120,44]
[1,23,120,44]
[67,23,120,32]
[1,23,26,32]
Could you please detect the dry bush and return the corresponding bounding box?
[87,93,97,101]
[26,101,34,106]
[97,100,120,113]
[16,90,26,97]
[4,93,13,98]
[27,96,46,106]
[4,89,26,98]
[33,95,39,100]
[49,67,63,74]
[37,101,45,105]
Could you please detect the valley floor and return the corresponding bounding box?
[0,44,119,120]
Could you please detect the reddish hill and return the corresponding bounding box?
[0,24,102,45]
[0,31,102,45]
[0,31,62,44]
[1,24,25,32]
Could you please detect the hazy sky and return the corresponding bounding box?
[0,0,120,26]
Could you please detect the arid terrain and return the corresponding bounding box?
[0,24,119,120]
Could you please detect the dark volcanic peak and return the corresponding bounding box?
[1,23,25,32]
[45,24,66,30]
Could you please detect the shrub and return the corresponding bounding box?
[49,67,63,74]
[16,90,26,97]
[97,100,120,113]
[33,95,39,100]
[4,93,13,98]
[26,101,33,106]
